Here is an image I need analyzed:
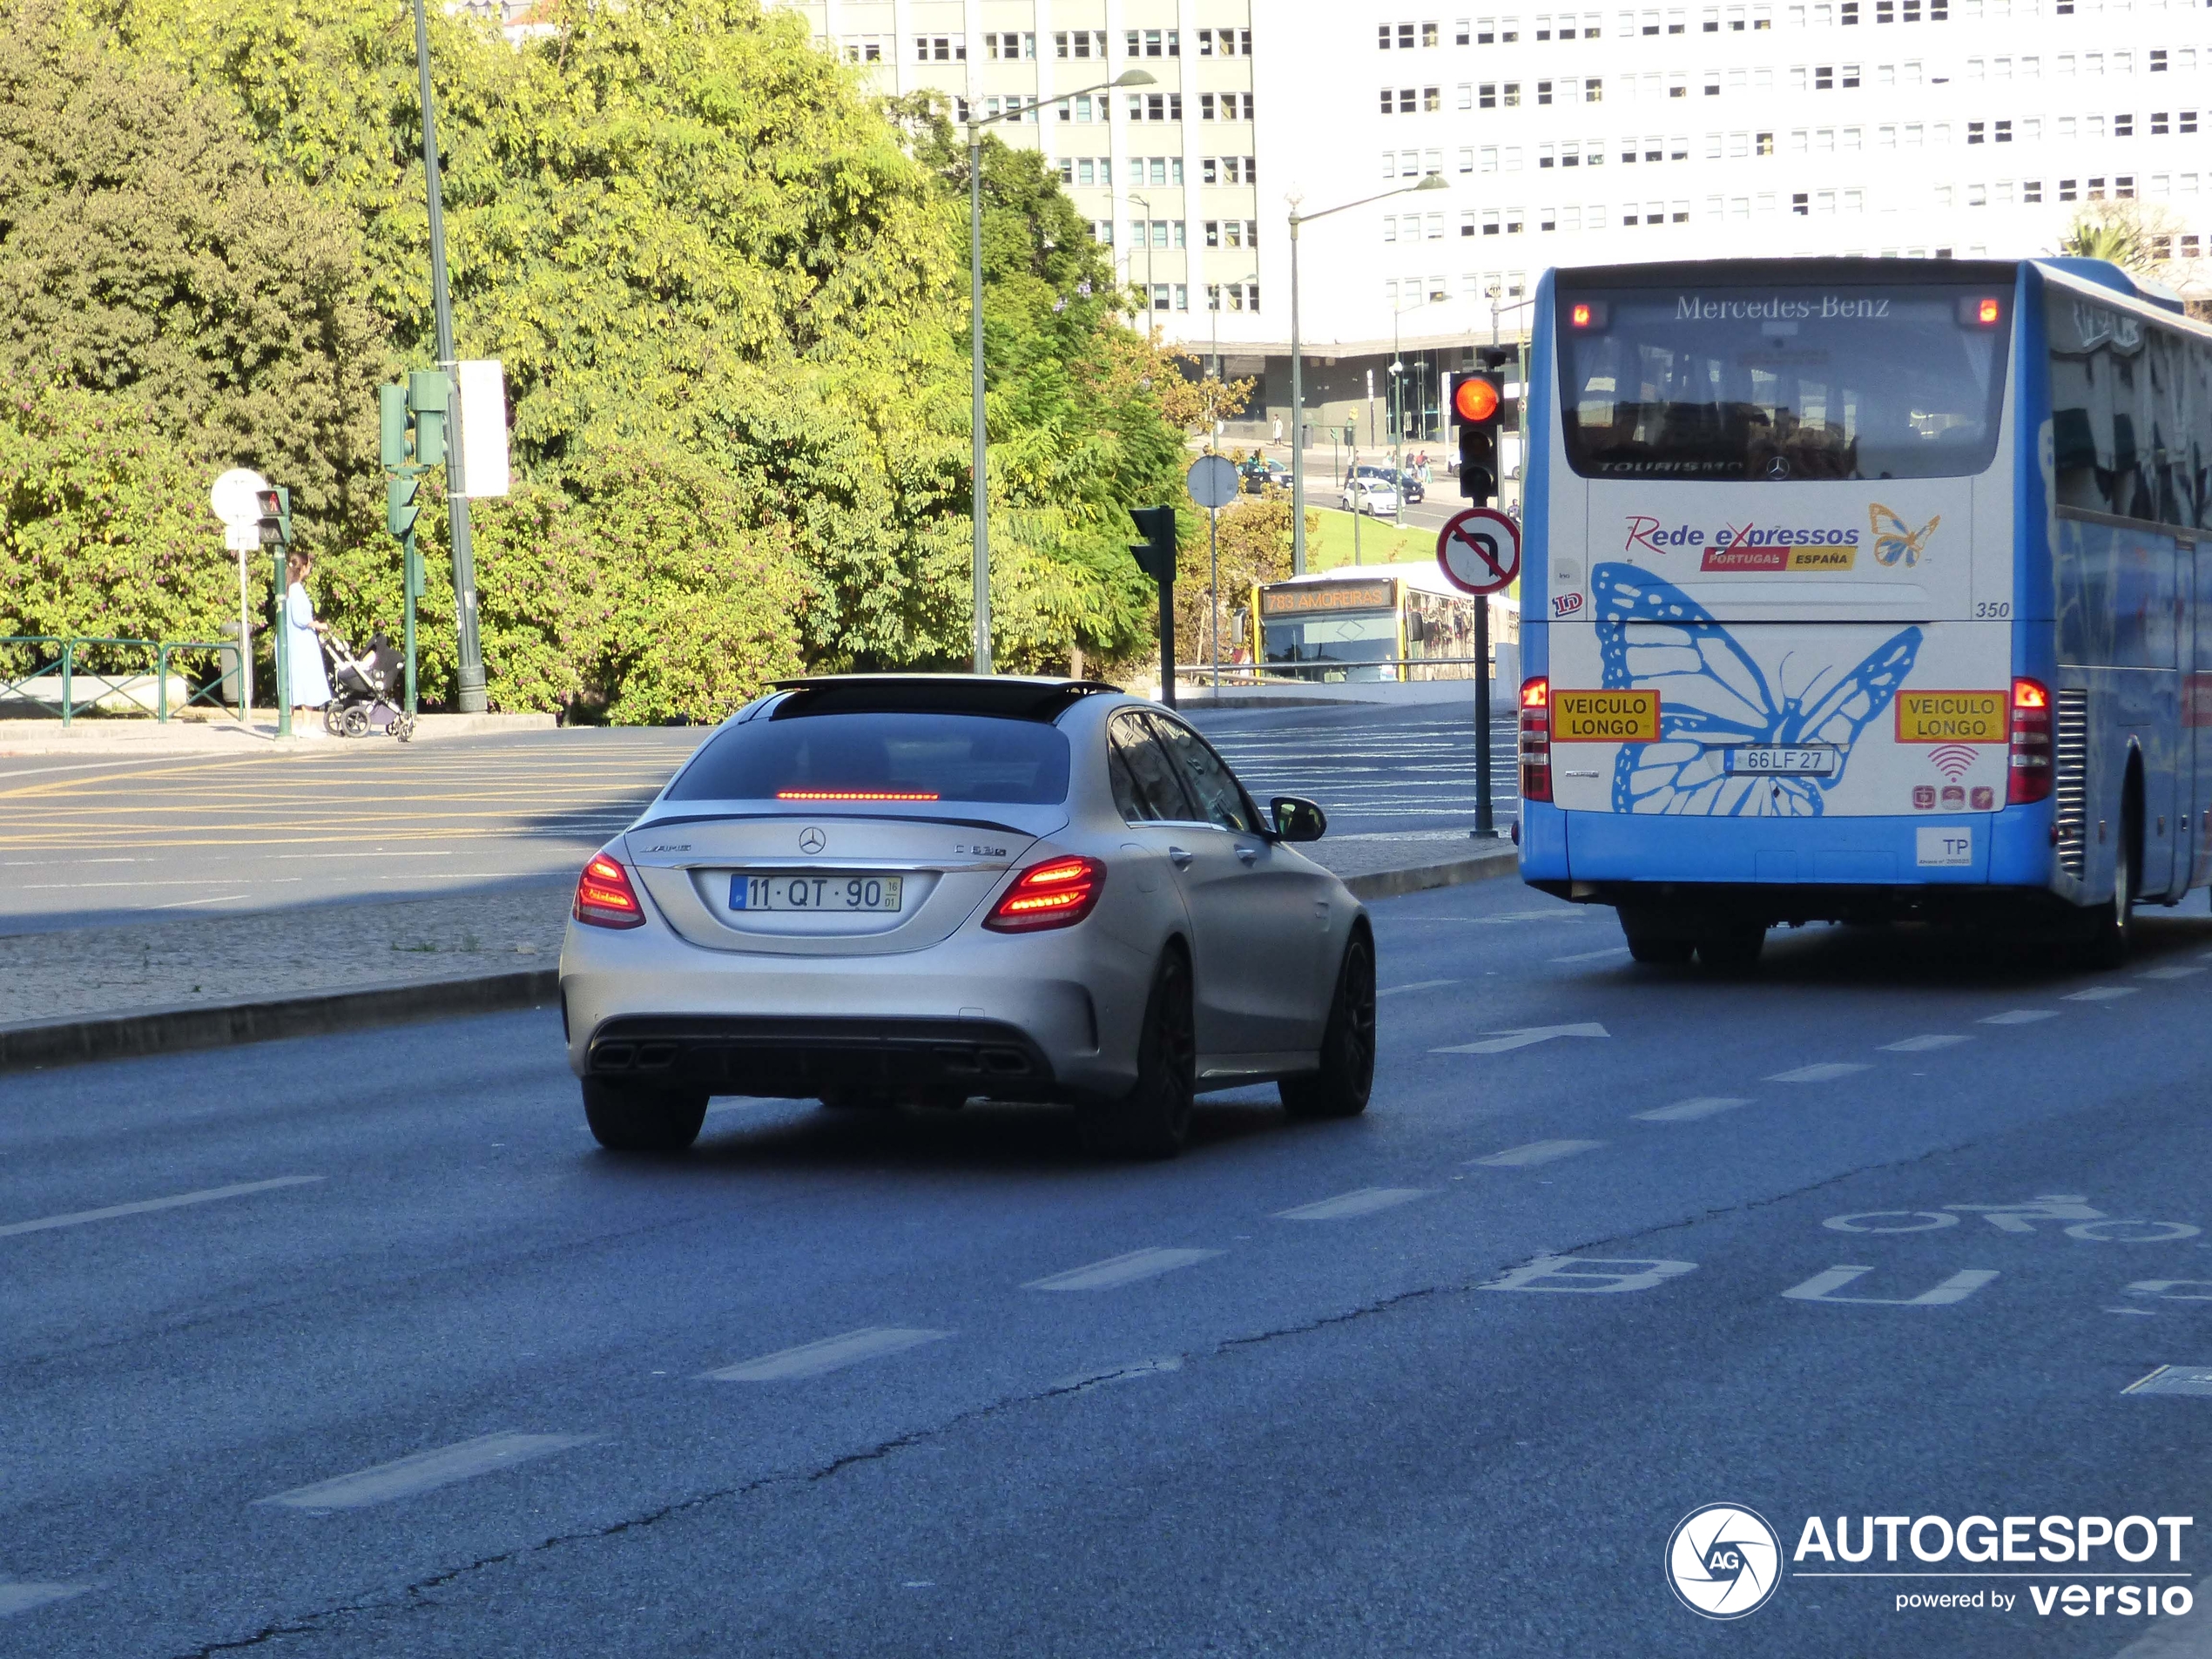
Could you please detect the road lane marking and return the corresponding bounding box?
[1470,1139,1604,1168]
[1781,1264,2000,1306]
[256,1431,598,1512]
[1551,946,1632,964]
[1980,1009,2058,1025]
[1878,1035,1973,1053]
[0,1177,325,1239]
[2122,1366,2212,1397]
[1633,1096,1754,1123]
[1395,909,1588,926]
[1274,1187,1433,1222]
[1378,979,1459,997]
[2064,986,2140,1002]
[1433,1022,1608,1055]
[1765,1062,1872,1083]
[705,1327,951,1382]
[0,1583,85,1617]
[2138,965,2207,981]
[1023,1248,1222,1291]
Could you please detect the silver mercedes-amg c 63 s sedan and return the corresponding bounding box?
[560,675,1375,1158]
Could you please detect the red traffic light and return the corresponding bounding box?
[1453,375,1501,424]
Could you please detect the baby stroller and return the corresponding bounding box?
[321,631,416,741]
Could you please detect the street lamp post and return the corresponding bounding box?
[1288,172,1447,576]
[1130,192,1155,320]
[1388,291,1440,529]
[967,69,1153,675]
[1207,272,1258,447]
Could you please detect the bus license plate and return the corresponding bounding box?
[1726,745,1840,777]
[730,873,904,913]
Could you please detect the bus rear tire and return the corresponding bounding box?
[1620,909,1695,965]
[2078,828,2134,970]
[1696,926,1767,972]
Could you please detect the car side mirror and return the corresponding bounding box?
[1271,796,1326,842]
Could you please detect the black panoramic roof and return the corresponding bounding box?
[765,675,1123,723]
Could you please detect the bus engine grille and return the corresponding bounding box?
[2053,689,2089,877]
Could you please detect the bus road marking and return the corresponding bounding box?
[2137,965,2205,981]
[0,1176,325,1240]
[1551,947,1633,964]
[1379,979,1459,997]
[705,1327,951,1381]
[1275,1187,1433,1222]
[2063,986,2139,1002]
[2122,1366,2212,1397]
[1633,1097,1755,1123]
[1023,1248,1222,1291]
[256,1431,599,1512]
[1470,1139,1605,1167]
[1765,1062,1872,1083]
[1433,1022,1608,1055]
[1878,1035,1973,1053]
[1979,1009,2058,1025]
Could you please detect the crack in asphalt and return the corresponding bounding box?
[168,1126,2016,1655]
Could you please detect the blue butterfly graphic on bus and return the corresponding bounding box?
[1592,563,1923,815]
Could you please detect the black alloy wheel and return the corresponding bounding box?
[1281,931,1376,1121]
[582,1077,710,1153]
[1084,948,1197,1159]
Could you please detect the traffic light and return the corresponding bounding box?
[379,384,409,472]
[1453,356,1507,503]
[406,370,450,469]
[1129,505,1178,583]
[254,485,293,549]
[388,473,421,539]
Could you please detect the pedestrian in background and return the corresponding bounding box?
[285,549,332,733]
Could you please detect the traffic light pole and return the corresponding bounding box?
[402,526,421,716]
[413,0,486,712]
[273,544,291,739]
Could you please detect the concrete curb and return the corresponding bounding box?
[0,846,1524,1074]
[0,968,559,1076]
[1341,844,1520,901]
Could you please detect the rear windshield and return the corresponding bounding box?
[667,711,1071,805]
[1558,283,2012,481]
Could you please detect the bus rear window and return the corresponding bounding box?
[668,712,1072,805]
[1558,284,2010,481]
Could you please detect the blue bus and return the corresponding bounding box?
[1515,257,2211,968]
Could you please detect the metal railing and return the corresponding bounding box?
[1171,654,1502,685]
[0,636,245,726]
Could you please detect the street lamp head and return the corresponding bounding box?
[1115,68,1157,87]
[1412,172,1449,192]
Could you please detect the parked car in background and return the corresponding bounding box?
[1239,456,1291,494]
[1340,475,1401,516]
[1394,468,1426,504]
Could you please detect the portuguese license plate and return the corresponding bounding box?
[1726,745,1840,776]
[729,873,904,913]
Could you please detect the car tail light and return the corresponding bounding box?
[1519,677,1553,803]
[2008,678,2052,805]
[985,855,1107,933]
[574,853,647,928]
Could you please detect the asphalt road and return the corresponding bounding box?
[8,880,2212,1656]
[0,710,1509,933]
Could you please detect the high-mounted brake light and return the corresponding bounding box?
[1567,300,1608,329]
[1519,676,1553,803]
[985,855,1107,933]
[775,790,941,801]
[1978,298,2002,325]
[1956,294,2005,327]
[2008,676,2053,806]
[574,853,647,928]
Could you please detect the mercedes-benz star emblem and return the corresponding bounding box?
[798,827,826,854]
[1764,455,1792,480]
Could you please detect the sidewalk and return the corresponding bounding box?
[0,711,556,757]
[0,834,1519,1073]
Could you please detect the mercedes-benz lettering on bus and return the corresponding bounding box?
[1517,257,2212,966]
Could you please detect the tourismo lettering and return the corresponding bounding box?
[1551,689,1660,743]
[1674,295,1893,320]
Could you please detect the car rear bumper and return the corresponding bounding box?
[560,921,1139,1103]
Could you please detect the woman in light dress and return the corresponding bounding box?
[285,549,333,733]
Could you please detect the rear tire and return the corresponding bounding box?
[582,1077,708,1152]
[1082,948,1196,1159]
[2079,821,2135,969]
[1619,908,1696,965]
[1695,926,1767,971]
[1281,931,1376,1122]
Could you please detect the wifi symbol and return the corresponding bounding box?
[1930,744,1977,780]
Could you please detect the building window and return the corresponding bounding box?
[1967,121,1983,144]
[1426,84,1443,111]
[914,35,964,62]
[2116,112,2134,138]
[2022,179,2040,202]
[1125,29,1181,57]
[1791,192,1810,215]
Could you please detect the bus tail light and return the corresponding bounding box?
[2008,678,2053,805]
[574,853,647,928]
[1520,677,1553,803]
[985,855,1106,933]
